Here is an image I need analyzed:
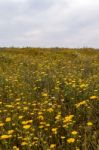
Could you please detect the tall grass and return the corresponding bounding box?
[0,48,99,150]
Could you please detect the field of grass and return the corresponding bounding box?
[0,48,99,150]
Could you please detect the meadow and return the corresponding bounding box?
[0,48,99,150]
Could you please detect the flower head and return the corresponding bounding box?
[5,117,11,122]
[50,144,56,149]
[87,122,93,126]
[71,131,78,135]
[67,138,75,143]
[23,125,31,129]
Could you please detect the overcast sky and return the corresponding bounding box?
[0,0,99,48]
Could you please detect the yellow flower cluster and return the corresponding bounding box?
[75,100,88,108]
[63,115,74,123]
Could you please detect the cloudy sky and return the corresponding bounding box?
[0,0,99,48]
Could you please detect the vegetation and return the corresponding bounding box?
[0,48,99,150]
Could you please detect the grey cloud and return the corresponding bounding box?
[0,0,99,47]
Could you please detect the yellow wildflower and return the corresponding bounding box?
[63,115,74,123]
[18,116,24,119]
[50,144,56,149]
[55,114,61,120]
[21,142,28,146]
[67,138,75,143]
[0,102,2,105]
[8,130,14,134]
[75,100,88,108]
[47,108,54,113]
[23,125,31,129]
[39,125,44,129]
[5,117,11,122]
[61,136,65,139]
[0,134,12,140]
[51,128,57,134]
[23,107,28,110]
[38,115,44,120]
[90,96,98,100]
[80,84,88,88]
[87,122,93,126]
[22,120,33,125]
[0,123,4,127]
[42,93,48,97]
[71,131,78,135]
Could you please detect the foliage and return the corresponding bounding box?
[0,48,99,150]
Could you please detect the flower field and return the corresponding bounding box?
[0,48,99,150]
